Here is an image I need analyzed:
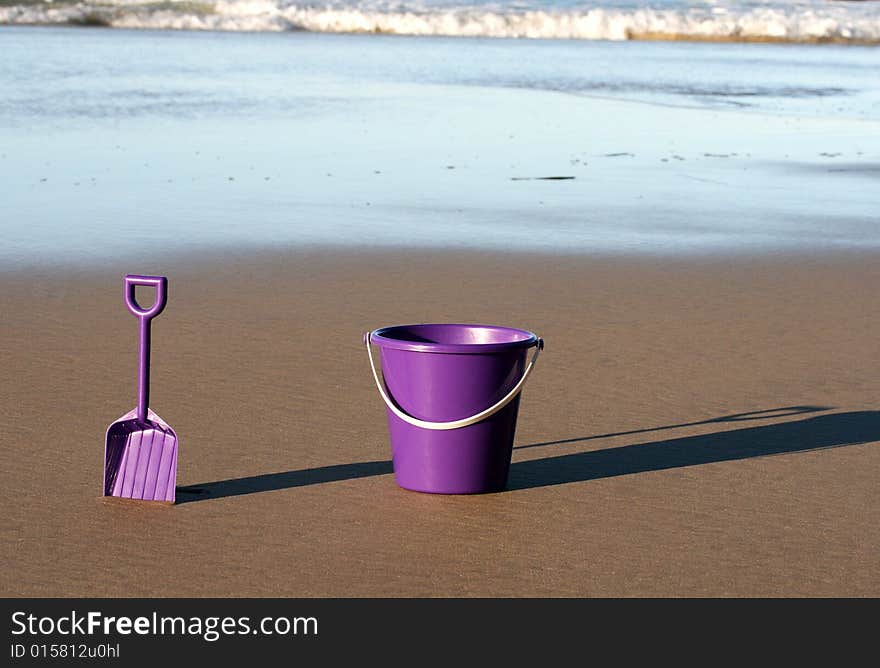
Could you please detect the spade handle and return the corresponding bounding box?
[124,275,168,423]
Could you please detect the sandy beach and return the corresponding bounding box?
[1,248,878,597]
[2,24,878,598]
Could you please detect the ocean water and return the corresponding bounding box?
[0,23,878,266]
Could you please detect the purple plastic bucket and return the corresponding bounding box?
[366,324,542,494]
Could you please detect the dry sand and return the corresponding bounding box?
[1,249,878,597]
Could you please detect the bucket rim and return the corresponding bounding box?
[370,323,538,354]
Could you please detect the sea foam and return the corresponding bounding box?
[2,1,879,43]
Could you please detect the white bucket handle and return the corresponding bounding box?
[365,331,543,431]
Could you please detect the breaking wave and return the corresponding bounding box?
[2,1,880,44]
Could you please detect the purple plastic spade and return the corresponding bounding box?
[103,275,178,503]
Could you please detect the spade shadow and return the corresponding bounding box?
[508,410,880,491]
[176,460,393,504]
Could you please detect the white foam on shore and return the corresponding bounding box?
[2,1,880,43]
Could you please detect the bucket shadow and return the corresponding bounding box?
[508,410,880,491]
[176,460,393,504]
[174,407,873,503]
[514,405,829,451]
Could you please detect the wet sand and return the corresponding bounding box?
[1,248,878,597]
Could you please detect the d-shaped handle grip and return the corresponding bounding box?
[124,274,168,320]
